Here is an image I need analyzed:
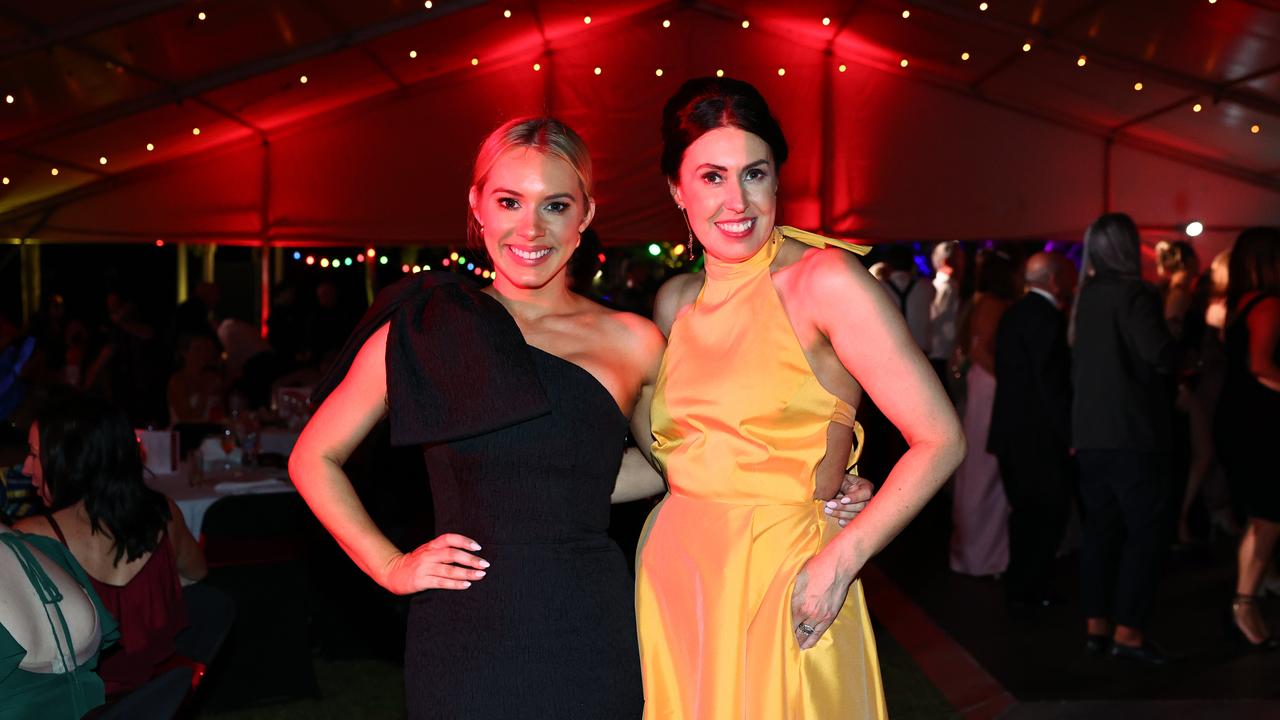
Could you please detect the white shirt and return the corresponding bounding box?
[880,271,935,352]
[1027,286,1058,308]
[928,271,959,360]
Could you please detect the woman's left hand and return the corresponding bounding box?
[791,550,858,650]
[824,474,874,526]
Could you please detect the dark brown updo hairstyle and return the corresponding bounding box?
[660,77,789,182]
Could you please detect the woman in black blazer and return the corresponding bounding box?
[1070,213,1183,663]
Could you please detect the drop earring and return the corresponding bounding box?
[679,206,697,260]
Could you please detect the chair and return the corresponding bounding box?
[195,493,321,709]
[96,667,193,720]
[173,582,236,691]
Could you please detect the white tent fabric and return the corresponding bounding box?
[2,0,1279,261]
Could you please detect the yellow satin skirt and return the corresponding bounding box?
[635,493,886,719]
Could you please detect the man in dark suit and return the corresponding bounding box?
[988,252,1078,611]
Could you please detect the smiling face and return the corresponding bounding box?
[670,126,778,263]
[470,147,595,292]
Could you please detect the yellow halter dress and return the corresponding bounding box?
[636,226,886,719]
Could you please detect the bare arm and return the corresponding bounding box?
[791,250,964,649]
[288,324,487,595]
[166,498,207,582]
[613,314,668,502]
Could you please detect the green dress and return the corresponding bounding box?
[0,532,119,719]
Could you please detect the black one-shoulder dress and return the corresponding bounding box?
[315,273,643,719]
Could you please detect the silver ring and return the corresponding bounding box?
[797,622,816,636]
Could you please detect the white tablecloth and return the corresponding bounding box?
[147,466,294,537]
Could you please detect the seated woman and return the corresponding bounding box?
[1,520,119,719]
[167,334,227,423]
[16,395,207,696]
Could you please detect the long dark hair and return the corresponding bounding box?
[39,395,170,565]
[660,76,789,181]
[1226,226,1280,314]
[1069,212,1143,344]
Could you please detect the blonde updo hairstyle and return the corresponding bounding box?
[467,117,594,252]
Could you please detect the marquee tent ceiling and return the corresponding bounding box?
[1,0,1279,252]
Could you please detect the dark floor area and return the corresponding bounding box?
[871,493,1280,713]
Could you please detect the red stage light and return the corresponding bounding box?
[155,239,165,247]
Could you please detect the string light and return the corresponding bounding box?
[192,127,201,135]
[594,66,602,75]
[822,17,831,26]
[503,9,511,18]
[655,68,663,77]
[1193,102,1203,112]
[471,57,479,66]
[662,19,671,28]
[979,2,989,10]
[1,177,8,185]
[356,254,365,262]
[424,1,432,8]
[533,63,541,71]
[1133,82,1143,91]
[197,11,207,21]
[741,20,750,29]
[467,262,475,270]
[412,265,422,273]
[838,64,847,72]
[1185,221,1204,237]
[961,52,971,61]
[716,69,725,77]
[902,10,911,19]
[1022,42,1032,52]
[409,50,417,59]
[293,252,302,260]
[156,239,165,247]
[50,168,58,176]
[777,67,786,76]
[647,243,661,256]
[99,156,107,165]
[379,255,389,264]
[450,252,459,260]
[673,244,686,256]
[343,257,352,266]
[458,256,467,264]
[424,264,431,271]
[900,58,909,68]
[146,142,155,151]
[583,15,592,24]
[366,248,376,257]
[1252,124,1261,134]
[4,95,12,104]
[1076,55,1087,67]
[402,264,411,273]
[320,258,330,267]
[305,256,315,265]
[299,74,308,84]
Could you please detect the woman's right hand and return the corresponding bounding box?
[379,533,490,595]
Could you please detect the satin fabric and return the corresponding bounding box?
[636,227,886,719]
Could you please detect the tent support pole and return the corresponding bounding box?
[258,245,270,339]
[203,244,217,283]
[176,243,189,303]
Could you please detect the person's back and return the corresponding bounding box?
[0,526,118,718]
[32,509,187,697]
[1072,276,1179,452]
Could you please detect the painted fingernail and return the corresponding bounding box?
[823,507,832,515]
[841,497,851,504]
[462,581,472,588]
[471,543,482,551]
[474,570,486,578]
[479,560,491,568]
